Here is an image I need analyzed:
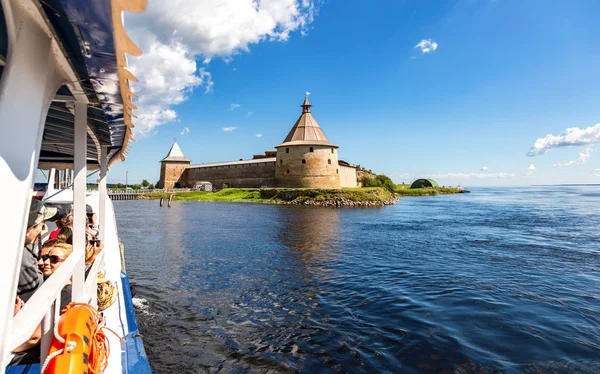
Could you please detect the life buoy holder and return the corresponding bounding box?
[41,302,121,374]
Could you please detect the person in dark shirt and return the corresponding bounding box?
[19,199,57,301]
[11,200,58,363]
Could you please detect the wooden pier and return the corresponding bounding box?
[108,188,191,201]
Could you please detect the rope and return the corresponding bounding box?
[40,319,75,373]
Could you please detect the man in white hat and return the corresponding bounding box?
[18,199,58,300]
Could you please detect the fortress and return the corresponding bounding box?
[158,96,372,190]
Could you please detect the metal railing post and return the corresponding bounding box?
[72,102,87,302]
[0,0,64,367]
[99,146,108,242]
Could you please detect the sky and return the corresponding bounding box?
[105,0,600,186]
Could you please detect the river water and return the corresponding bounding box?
[114,186,600,373]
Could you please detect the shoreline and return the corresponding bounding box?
[134,186,468,207]
[139,187,399,207]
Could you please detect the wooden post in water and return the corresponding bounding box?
[159,197,163,207]
[168,194,173,207]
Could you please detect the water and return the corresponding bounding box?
[115,186,600,373]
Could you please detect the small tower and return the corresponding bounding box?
[275,96,341,188]
[159,140,191,188]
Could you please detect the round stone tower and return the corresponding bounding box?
[275,96,341,189]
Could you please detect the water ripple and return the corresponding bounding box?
[116,186,600,373]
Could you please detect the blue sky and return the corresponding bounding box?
[106,0,600,186]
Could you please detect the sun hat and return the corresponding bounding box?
[28,199,58,228]
[97,273,118,312]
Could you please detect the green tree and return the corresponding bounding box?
[148,183,155,189]
[360,174,396,193]
[131,183,142,190]
[360,176,379,187]
[375,174,396,193]
[141,179,150,187]
[115,182,123,188]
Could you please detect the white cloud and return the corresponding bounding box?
[230,103,241,111]
[595,169,600,176]
[180,127,190,135]
[414,39,438,54]
[480,166,489,171]
[222,127,239,132]
[523,164,536,177]
[427,172,515,179]
[554,146,593,167]
[255,133,263,137]
[126,0,319,136]
[247,112,254,117]
[527,123,600,156]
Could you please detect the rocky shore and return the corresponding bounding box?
[143,187,398,207]
[284,196,399,207]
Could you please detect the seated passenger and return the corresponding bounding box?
[48,209,68,239]
[86,232,103,267]
[86,205,99,237]
[57,226,73,244]
[10,200,57,364]
[37,239,73,310]
[20,199,57,301]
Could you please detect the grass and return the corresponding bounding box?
[142,187,395,204]
[394,186,465,196]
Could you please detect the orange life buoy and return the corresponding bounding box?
[43,302,109,374]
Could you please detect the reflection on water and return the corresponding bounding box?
[277,206,341,271]
[116,187,600,373]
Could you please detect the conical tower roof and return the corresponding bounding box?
[277,96,337,148]
[160,140,191,162]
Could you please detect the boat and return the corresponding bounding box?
[0,0,151,372]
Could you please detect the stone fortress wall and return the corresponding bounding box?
[339,165,358,188]
[184,159,276,189]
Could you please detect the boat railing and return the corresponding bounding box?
[8,247,105,364]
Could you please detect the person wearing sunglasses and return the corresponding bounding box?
[37,239,73,310]
[12,239,71,364]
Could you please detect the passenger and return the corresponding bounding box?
[86,205,98,237]
[48,209,68,239]
[57,226,73,244]
[19,199,57,301]
[37,239,73,310]
[86,233,103,267]
[10,200,56,364]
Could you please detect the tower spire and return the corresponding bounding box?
[301,95,311,113]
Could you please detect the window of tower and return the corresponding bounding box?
[287,169,290,174]
[336,169,339,174]
[331,148,334,154]
[309,147,314,152]
[328,159,331,165]
[280,159,283,165]
[286,148,289,154]
[302,159,306,164]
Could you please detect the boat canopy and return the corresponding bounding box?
[0,0,146,369]
[0,0,142,169]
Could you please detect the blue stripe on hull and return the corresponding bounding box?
[120,272,152,373]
